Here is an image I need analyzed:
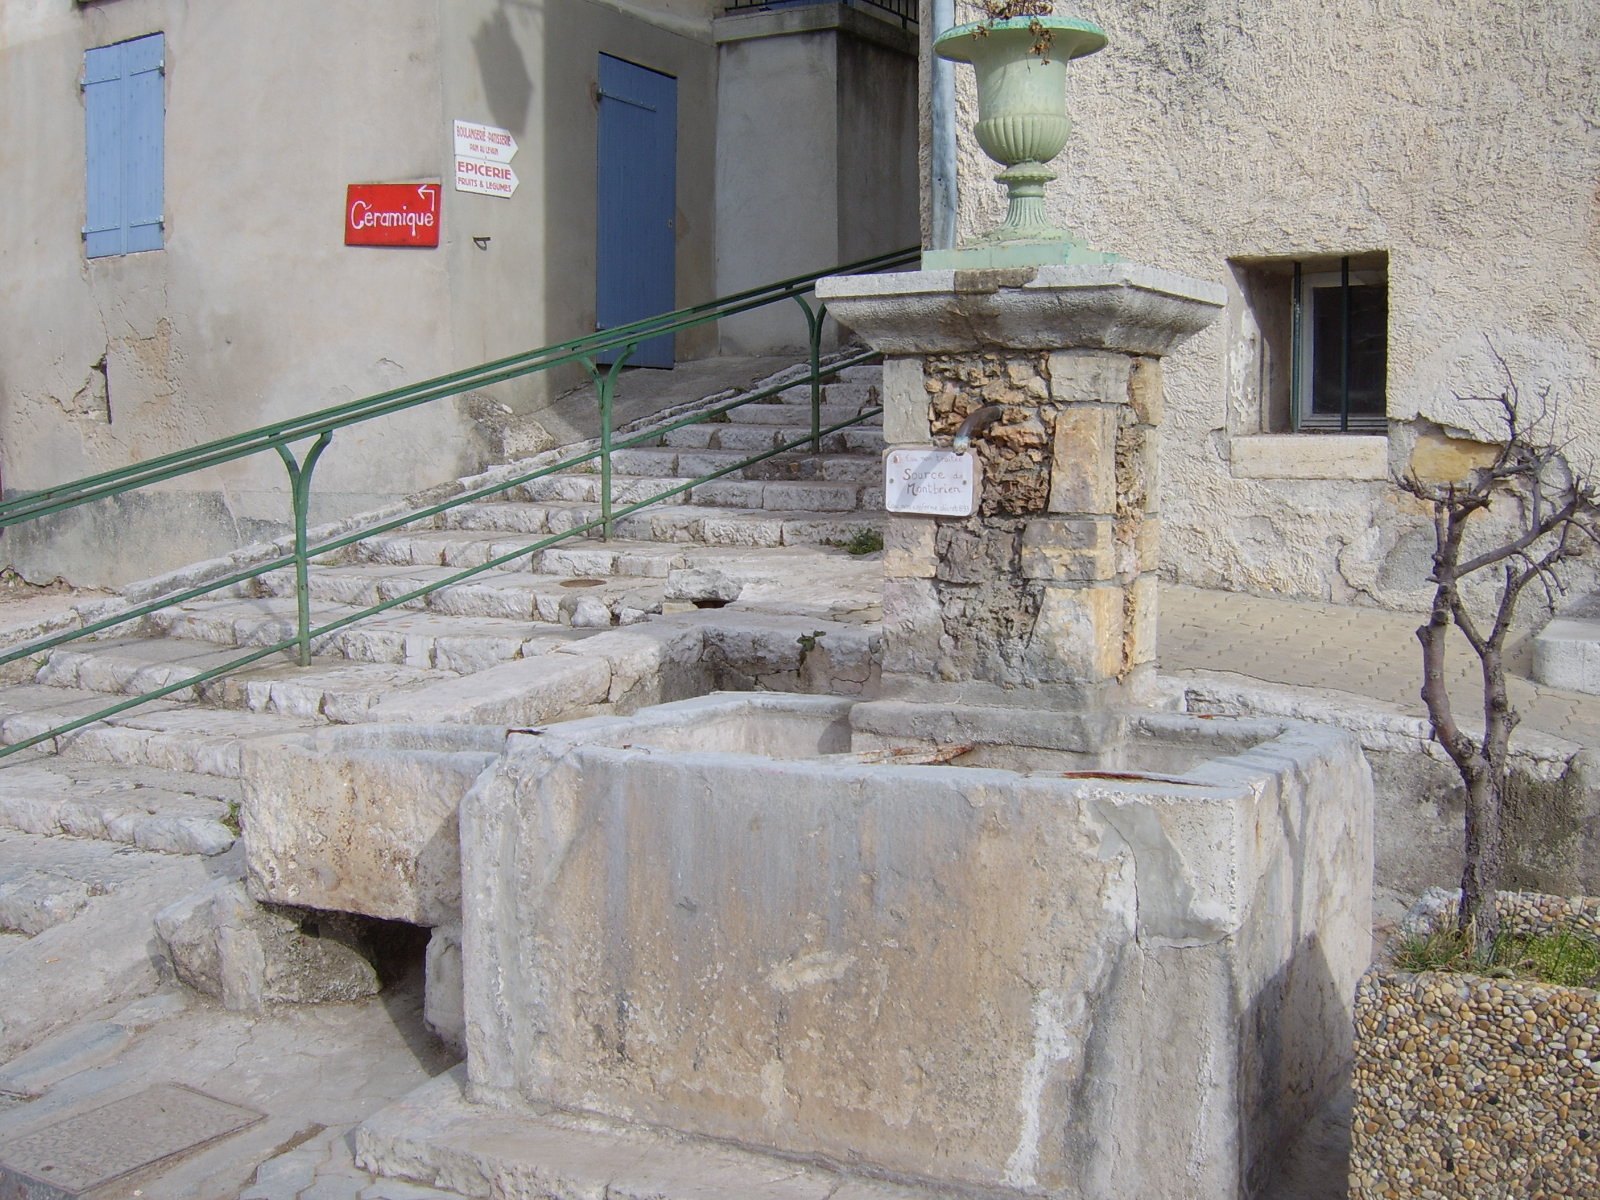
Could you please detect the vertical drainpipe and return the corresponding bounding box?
[930,0,958,251]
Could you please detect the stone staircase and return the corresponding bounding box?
[0,363,890,1064]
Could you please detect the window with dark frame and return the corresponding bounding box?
[1231,252,1389,435]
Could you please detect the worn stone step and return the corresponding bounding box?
[776,377,882,406]
[37,640,454,713]
[511,474,699,506]
[0,828,240,1059]
[0,754,238,855]
[0,684,319,777]
[605,447,684,476]
[687,478,865,513]
[0,824,231,939]
[356,1068,932,1200]
[143,597,590,671]
[254,565,665,629]
[673,449,880,485]
[355,528,537,570]
[441,500,882,550]
[36,637,459,722]
[658,424,857,453]
[351,529,677,580]
[724,402,878,427]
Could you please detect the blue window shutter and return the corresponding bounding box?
[84,33,164,258]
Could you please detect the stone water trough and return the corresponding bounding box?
[359,689,1374,1200]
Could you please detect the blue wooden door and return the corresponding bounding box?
[596,55,677,368]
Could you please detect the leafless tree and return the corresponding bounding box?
[1399,358,1600,955]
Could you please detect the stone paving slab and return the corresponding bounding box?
[0,974,459,1200]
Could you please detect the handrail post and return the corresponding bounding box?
[274,432,334,667]
[582,352,634,542]
[793,294,826,455]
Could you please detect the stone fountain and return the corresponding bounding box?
[354,19,1375,1200]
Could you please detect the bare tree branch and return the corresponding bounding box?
[1404,354,1600,954]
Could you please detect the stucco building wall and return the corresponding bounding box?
[3,0,916,588]
[943,0,1600,612]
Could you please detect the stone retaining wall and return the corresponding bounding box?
[1351,895,1600,1199]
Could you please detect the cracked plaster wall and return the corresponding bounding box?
[936,0,1600,614]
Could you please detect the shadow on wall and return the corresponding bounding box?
[473,7,533,136]
[1240,934,1348,1200]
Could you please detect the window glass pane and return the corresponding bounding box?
[1309,283,1386,418]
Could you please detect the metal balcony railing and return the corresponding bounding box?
[723,0,917,28]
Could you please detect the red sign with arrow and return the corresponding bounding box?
[345,183,441,247]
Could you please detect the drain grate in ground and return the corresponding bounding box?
[0,1082,263,1198]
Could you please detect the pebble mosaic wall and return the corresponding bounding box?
[1350,893,1600,1199]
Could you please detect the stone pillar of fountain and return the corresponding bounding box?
[817,265,1225,712]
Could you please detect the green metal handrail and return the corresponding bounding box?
[0,247,913,527]
[0,247,914,760]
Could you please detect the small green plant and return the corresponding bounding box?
[829,528,883,556]
[796,630,826,655]
[221,800,242,837]
[1393,925,1600,989]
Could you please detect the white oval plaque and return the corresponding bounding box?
[884,448,980,517]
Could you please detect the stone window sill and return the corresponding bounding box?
[1229,434,1389,481]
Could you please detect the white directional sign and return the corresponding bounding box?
[884,449,980,517]
[455,157,519,198]
[453,120,518,164]
[453,119,520,197]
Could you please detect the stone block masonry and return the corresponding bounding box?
[818,264,1224,710]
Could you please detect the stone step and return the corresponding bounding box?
[0,827,239,1060]
[35,636,460,722]
[357,1068,933,1200]
[606,447,881,486]
[511,474,700,506]
[252,565,665,629]
[0,825,230,938]
[720,402,879,427]
[777,377,882,406]
[0,684,318,777]
[440,500,882,550]
[0,754,238,855]
[659,423,876,453]
[143,597,591,671]
[510,471,876,516]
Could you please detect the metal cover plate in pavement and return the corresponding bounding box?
[0,1082,263,1198]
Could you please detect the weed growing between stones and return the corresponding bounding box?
[830,529,883,556]
[1393,925,1600,988]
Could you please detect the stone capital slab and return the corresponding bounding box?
[816,263,1225,358]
